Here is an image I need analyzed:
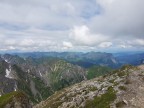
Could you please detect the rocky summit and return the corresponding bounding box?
[34,65,144,108]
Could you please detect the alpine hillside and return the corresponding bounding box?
[0,53,112,106]
[34,65,144,108]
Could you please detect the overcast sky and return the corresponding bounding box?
[0,0,144,52]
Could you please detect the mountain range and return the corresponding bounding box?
[13,51,144,68]
[0,54,87,104]
[0,52,144,108]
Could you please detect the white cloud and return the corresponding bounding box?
[127,39,144,47]
[91,0,144,37]
[19,39,35,46]
[0,0,144,52]
[63,41,73,49]
[98,42,112,48]
[8,46,16,50]
[5,40,16,46]
[119,44,132,49]
[69,25,109,46]
[134,39,144,46]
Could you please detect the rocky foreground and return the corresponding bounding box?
[0,91,32,108]
[34,65,144,108]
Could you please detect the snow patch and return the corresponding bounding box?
[14,82,17,91]
[5,65,13,79]
[27,69,30,73]
[111,58,117,64]
[39,71,42,77]
[1,55,9,63]
[5,59,9,63]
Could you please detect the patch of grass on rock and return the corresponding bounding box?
[84,86,116,108]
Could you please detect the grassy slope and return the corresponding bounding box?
[85,86,116,108]
[87,66,112,80]
[0,91,27,108]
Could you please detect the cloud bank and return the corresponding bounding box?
[0,0,144,52]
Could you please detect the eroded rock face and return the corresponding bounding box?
[34,65,144,108]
